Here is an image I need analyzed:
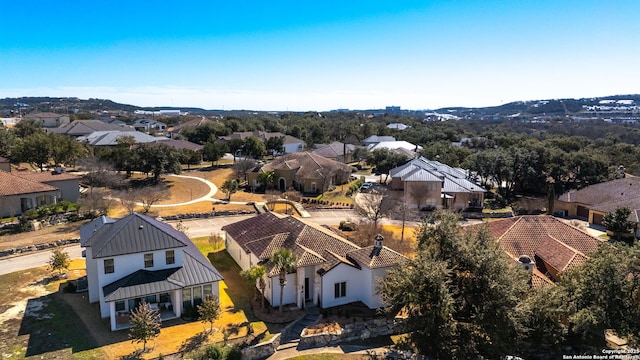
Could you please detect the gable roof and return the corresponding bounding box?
[82,213,189,258]
[312,141,355,159]
[47,120,133,136]
[391,157,485,193]
[558,177,640,222]
[0,170,58,196]
[102,249,224,302]
[12,170,80,183]
[219,131,304,145]
[167,118,219,134]
[25,112,68,119]
[347,245,407,269]
[78,130,164,146]
[261,152,351,179]
[362,135,395,144]
[156,139,203,152]
[558,177,640,205]
[476,215,602,275]
[222,213,405,276]
[368,140,422,153]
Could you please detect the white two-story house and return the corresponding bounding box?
[81,213,223,331]
[222,212,406,310]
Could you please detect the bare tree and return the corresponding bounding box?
[78,188,114,217]
[354,187,397,229]
[408,183,432,210]
[232,159,257,182]
[118,189,138,214]
[136,185,170,213]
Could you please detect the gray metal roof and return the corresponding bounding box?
[77,130,163,146]
[102,251,223,302]
[83,213,188,258]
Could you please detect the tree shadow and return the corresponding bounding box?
[19,293,99,358]
[178,330,209,353]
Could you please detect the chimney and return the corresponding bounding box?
[516,255,535,272]
[374,234,384,249]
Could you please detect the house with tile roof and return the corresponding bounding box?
[81,213,223,331]
[389,157,485,210]
[222,212,406,309]
[555,177,640,232]
[247,152,352,193]
[362,135,396,147]
[473,215,604,285]
[218,130,305,154]
[0,169,80,218]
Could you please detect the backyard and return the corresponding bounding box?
[0,239,280,359]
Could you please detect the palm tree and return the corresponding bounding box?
[270,248,297,313]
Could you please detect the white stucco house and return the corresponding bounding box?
[222,212,406,310]
[81,213,223,331]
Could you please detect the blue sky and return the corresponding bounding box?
[1,1,638,111]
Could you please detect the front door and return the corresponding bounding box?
[304,277,310,301]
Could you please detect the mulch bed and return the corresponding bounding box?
[249,297,305,324]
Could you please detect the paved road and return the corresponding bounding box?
[0,244,84,276]
[0,209,362,275]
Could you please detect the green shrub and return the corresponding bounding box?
[64,281,77,293]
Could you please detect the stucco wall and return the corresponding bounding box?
[320,263,363,308]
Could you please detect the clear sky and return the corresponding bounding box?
[1,1,638,111]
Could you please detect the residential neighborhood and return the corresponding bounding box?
[2,102,640,359]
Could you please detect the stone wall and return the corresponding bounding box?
[0,238,80,258]
[299,317,409,348]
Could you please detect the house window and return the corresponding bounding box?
[193,287,203,306]
[144,253,154,268]
[334,282,346,298]
[203,284,212,297]
[426,198,437,207]
[159,293,170,303]
[104,259,114,274]
[182,288,192,309]
[115,301,125,312]
[166,250,175,265]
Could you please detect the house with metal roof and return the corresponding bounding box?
[222,212,406,310]
[81,213,223,331]
[389,157,485,210]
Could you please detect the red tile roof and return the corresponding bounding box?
[12,170,80,183]
[0,170,58,196]
[470,216,604,279]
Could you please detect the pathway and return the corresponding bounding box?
[148,174,219,207]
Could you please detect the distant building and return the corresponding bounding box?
[387,123,408,130]
[24,112,70,128]
[385,106,401,114]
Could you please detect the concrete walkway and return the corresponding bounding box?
[148,174,219,207]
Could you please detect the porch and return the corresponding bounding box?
[113,300,178,330]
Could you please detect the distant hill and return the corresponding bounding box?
[1,94,639,120]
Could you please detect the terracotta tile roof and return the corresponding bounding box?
[347,245,407,269]
[473,216,603,279]
[13,170,80,183]
[0,170,57,196]
[534,237,577,272]
[222,213,406,277]
[532,268,554,288]
[261,152,351,179]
